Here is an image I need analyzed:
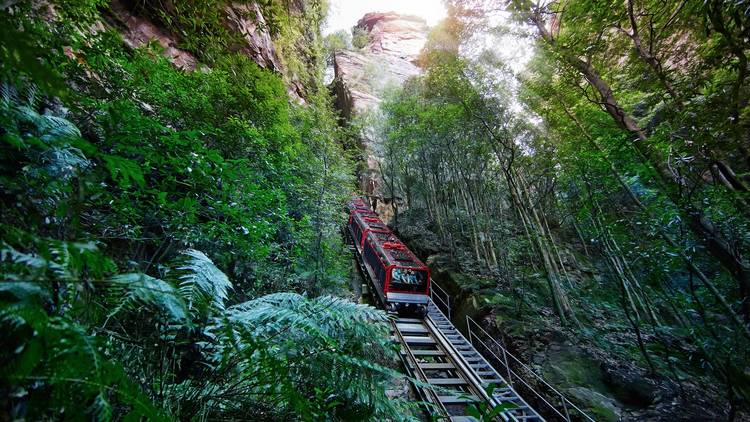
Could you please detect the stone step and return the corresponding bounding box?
[419,362,455,370]
[426,378,467,386]
[404,336,435,345]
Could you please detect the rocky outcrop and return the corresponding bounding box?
[223,2,305,101]
[107,0,198,71]
[223,2,282,71]
[357,12,428,63]
[332,13,428,217]
[106,0,304,101]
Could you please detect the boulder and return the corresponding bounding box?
[600,362,677,407]
[567,387,621,422]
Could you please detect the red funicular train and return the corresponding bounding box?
[346,198,430,316]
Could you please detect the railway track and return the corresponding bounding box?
[391,304,544,421]
[349,229,544,421]
[346,199,591,421]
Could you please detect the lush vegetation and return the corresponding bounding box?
[0,0,414,420]
[378,0,750,419]
[6,0,750,419]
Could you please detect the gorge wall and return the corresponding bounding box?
[104,0,307,102]
[332,12,428,219]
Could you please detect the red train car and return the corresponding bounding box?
[346,198,430,316]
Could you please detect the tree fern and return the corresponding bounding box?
[0,307,168,421]
[10,104,81,144]
[199,292,408,420]
[177,249,232,318]
[39,146,90,180]
[107,273,187,323]
[1,243,68,281]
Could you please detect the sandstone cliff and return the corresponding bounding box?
[105,0,305,101]
[332,12,428,217]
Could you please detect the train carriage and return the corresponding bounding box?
[348,208,390,248]
[345,197,372,214]
[346,198,430,316]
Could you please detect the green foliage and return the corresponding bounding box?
[108,272,187,322]
[465,386,517,421]
[1,306,168,421]
[178,249,232,315]
[323,29,352,65]
[325,29,353,52]
[0,0,398,419]
[135,0,239,62]
[384,0,750,415]
[352,26,370,49]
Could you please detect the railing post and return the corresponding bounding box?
[562,397,571,421]
[503,348,513,387]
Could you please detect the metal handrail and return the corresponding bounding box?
[429,280,451,319]
[466,316,595,422]
[428,302,543,422]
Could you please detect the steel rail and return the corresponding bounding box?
[391,317,449,415]
[392,316,491,421]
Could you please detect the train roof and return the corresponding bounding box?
[366,231,427,270]
[346,198,371,213]
[352,212,391,233]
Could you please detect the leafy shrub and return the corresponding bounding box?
[0,1,398,419]
[352,27,370,49]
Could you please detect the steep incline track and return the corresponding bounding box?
[346,198,587,420]
[391,302,545,421]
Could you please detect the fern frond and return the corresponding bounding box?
[225,294,329,345]
[40,146,91,180]
[108,273,187,323]
[12,105,44,128]
[0,82,18,108]
[24,84,39,109]
[1,243,69,281]
[11,105,81,143]
[177,249,232,317]
[38,114,82,143]
[1,307,169,420]
[1,244,48,270]
[88,392,113,422]
[0,282,48,303]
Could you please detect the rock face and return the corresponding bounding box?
[106,0,304,101]
[224,2,282,72]
[357,12,428,63]
[223,2,305,101]
[332,12,428,217]
[108,0,198,71]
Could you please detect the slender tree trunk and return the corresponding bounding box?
[557,96,750,333]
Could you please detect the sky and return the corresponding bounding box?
[323,0,448,34]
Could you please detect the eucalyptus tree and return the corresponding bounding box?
[381,20,580,325]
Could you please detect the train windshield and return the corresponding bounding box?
[389,267,428,292]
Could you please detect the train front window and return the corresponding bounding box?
[389,268,427,292]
